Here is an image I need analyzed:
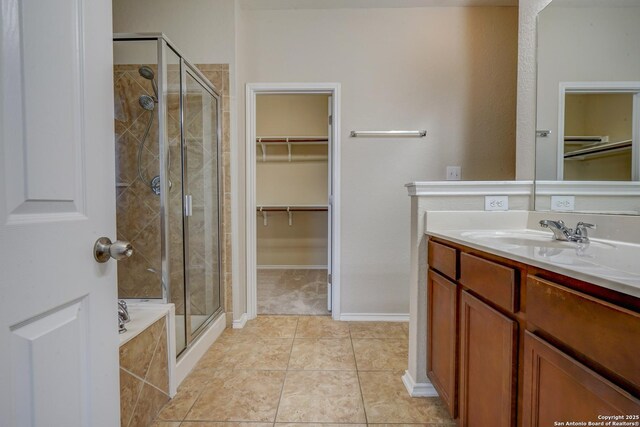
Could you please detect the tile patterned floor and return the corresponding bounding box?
[153,316,455,427]
[257,269,330,315]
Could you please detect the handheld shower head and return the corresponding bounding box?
[139,95,155,111]
[138,65,159,100]
[138,65,155,80]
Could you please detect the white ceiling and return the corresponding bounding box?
[240,0,518,11]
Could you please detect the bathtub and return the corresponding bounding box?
[121,300,227,391]
[119,302,177,396]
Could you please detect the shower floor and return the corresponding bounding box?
[257,268,330,315]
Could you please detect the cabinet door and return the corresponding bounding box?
[459,291,517,427]
[427,270,458,417]
[522,332,640,427]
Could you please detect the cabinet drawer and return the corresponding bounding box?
[527,276,640,389]
[428,240,457,280]
[522,332,640,427]
[459,252,517,312]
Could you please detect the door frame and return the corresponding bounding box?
[245,83,341,320]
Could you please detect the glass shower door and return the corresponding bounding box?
[183,66,222,339]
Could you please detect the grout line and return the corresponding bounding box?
[350,322,369,425]
[273,316,298,423]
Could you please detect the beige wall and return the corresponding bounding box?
[239,6,518,314]
[256,94,329,266]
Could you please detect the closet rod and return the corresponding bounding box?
[564,139,632,159]
[256,137,328,143]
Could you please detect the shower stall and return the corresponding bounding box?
[113,34,223,356]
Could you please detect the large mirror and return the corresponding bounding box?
[535,0,640,214]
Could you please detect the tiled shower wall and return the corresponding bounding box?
[113,64,232,317]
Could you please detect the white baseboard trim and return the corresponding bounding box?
[232,312,248,329]
[339,313,409,322]
[175,313,226,388]
[402,371,439,397]
[257,265,328,270]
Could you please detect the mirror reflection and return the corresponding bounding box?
[535,0,640,214]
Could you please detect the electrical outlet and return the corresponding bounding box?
[551,195,575,211]
[485,195,509,211]
[446,166,461,181]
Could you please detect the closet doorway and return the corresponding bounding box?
[246,84,341,319]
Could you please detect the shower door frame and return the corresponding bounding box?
[245,83,342,321]
[113,33,224,355]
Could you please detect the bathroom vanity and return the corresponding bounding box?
[425,233,640,426]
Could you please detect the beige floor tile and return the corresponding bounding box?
[358,371,453,424]
[295,316,350,338]
[149,422,181,427]
[185,370,285,422]
[180,423,273,427]
[276,371,366,423]
[197,338,293,370]
[276,424,366,427]
[156,369,212,421]
[349,322,408,339]
[367,424,456,427]
[288,338,355,370]
[242,316,299,338]
[352,339,408,371]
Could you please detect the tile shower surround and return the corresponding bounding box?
[113,64,232,318]
[152,316,455,425]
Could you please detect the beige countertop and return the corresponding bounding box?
[427,228,640,299]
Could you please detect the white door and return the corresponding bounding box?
[327,96,333,311]
[0,0,120,426]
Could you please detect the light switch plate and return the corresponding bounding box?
[551,195,575,211]
[485,195,508,211]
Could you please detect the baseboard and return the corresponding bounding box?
[257,265,328,270]
[175,313,226,387]
[339,313,409,322]
[232,312,248,329]
[402,370,439,397]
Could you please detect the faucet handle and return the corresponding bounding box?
[576,222,595,229]
[574,222,596,242]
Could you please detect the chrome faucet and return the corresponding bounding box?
[118,300,130,334]
[539,220,596,243]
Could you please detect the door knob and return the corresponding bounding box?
[94,237,133,263]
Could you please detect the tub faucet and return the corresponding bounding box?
[118,300,130,334]
[539,220,596,243]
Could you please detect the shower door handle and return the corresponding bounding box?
[185,195,193,217]
[94,237,133,263]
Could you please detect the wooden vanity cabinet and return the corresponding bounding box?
[427,270,458,417]
[426,236,640,427]
[459,290,517,427]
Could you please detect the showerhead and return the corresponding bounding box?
[138,65,159,100]
[138,65,155,80]
[139,95,155,111]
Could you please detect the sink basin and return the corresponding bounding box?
[459,230,616,250]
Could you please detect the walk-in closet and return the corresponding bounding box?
[255,94,331,315]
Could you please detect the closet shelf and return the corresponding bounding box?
[564,139,632,160]
[257,205,328,226]
[257,136,328,162]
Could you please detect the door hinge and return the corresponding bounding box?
[328,273,332,284]
[328,114,333,126]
